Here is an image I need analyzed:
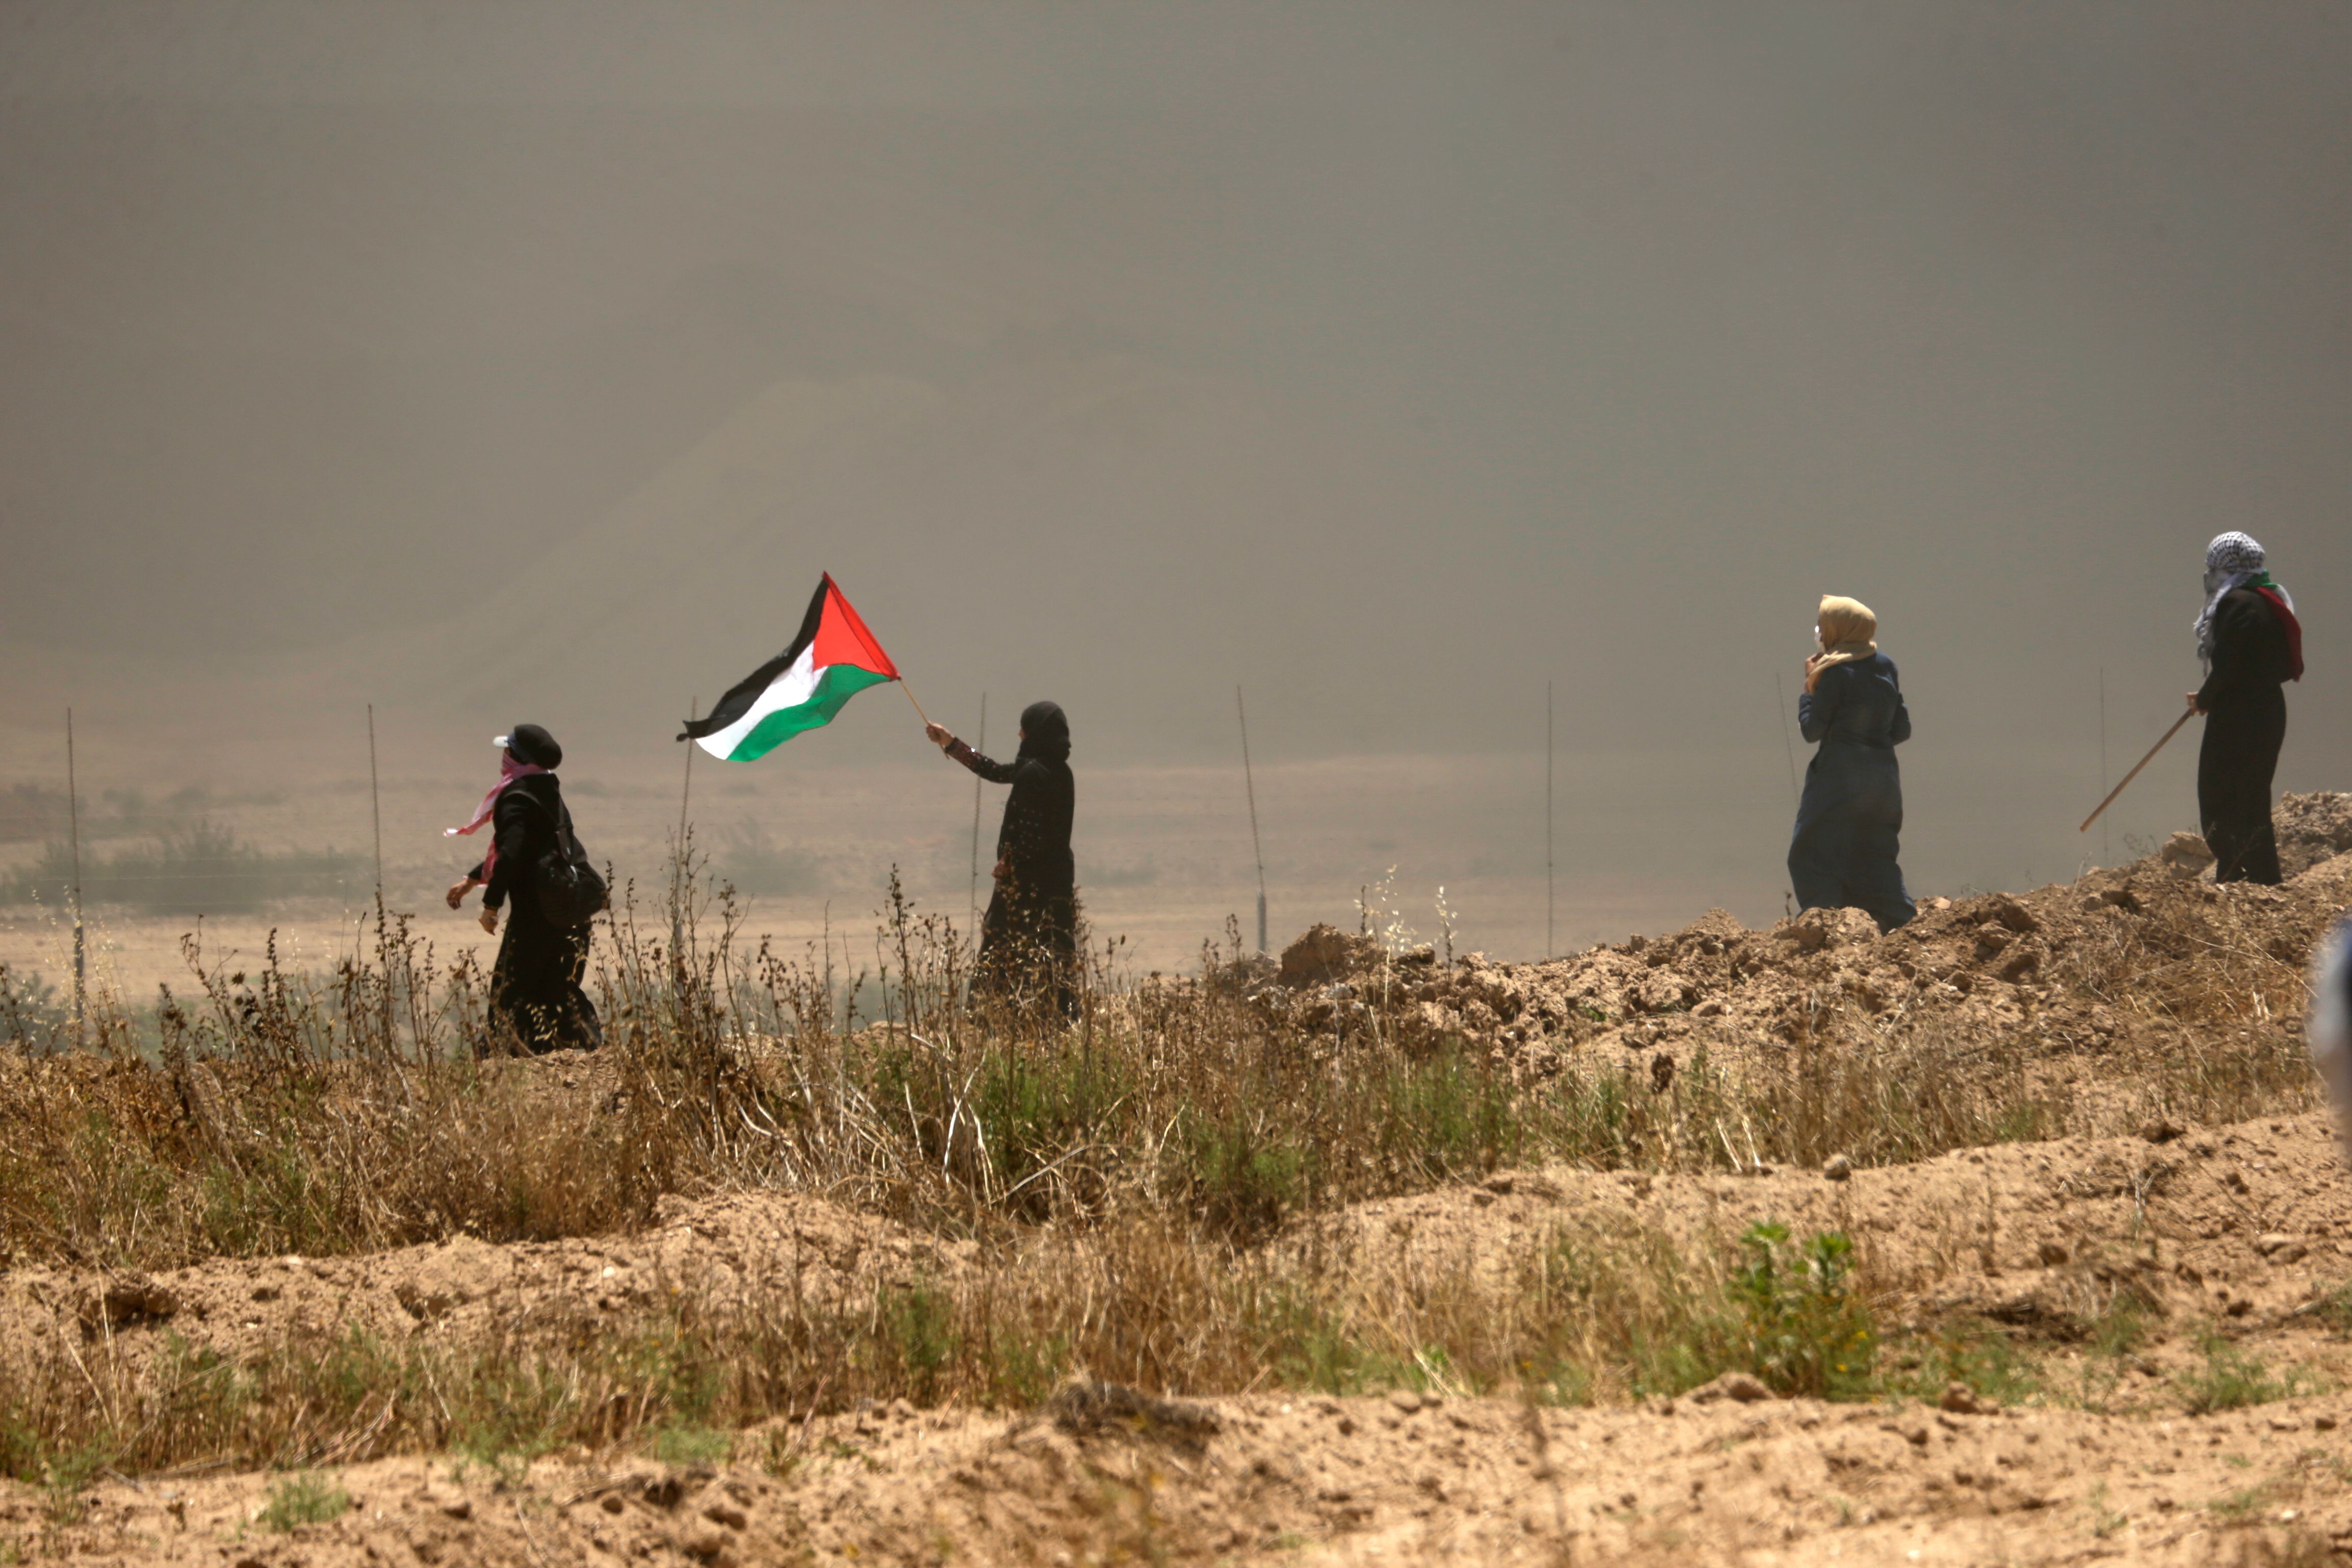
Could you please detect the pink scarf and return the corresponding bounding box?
[446,753,546,876]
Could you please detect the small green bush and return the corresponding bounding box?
[648,1426,732,1466]
[1728,1222,1876,1399]
[876,1282,959,1402]
[2177,1334,2320,1414]
[259,1472,349,1532]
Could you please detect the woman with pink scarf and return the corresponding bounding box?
[446,724,602,1054]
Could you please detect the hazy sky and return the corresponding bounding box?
[4,2,2346,911]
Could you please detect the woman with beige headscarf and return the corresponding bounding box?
[1789,595,1915,932]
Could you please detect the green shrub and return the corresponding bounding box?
[1728,1223,1876,1399]
[875,1282,959,1402]
[259,1472,349,1532]
[2177,1335,2321,1414]
[648,1426,732,1466]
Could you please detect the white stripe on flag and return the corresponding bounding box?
[695,645,821,758]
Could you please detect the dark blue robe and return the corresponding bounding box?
[1790,652,1915,933]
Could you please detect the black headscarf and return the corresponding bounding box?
[1017,701,1070,765]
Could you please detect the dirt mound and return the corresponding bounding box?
[2280,791,2352,878]
[1240,803,2352,1088]
[1297,1109,2352,1365]
[17,1381,2352,1565]
[0,1188,972,1369]
[11,821,2352,1565]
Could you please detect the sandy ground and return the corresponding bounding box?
[9,1388,2348,1566]
[8,1104,2352,1566]
[7,811,2351,1564]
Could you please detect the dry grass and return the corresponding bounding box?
[0,1210,1862,1481]
[0,849,2330,1481]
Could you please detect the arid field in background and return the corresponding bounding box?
[0,748,1742,1001]
[2,794,2349,1565]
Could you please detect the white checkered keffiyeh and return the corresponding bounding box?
[2194,531,2282,668]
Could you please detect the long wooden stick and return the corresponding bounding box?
[898,678,932,729]
[2079,707,2195,833]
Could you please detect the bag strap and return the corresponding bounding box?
[513,788,583,853]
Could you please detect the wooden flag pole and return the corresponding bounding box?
[673,698,696,962]
[2079,707,2196,834]
[678,698,698,841]
[899,679,933,730]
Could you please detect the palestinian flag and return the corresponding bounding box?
[679,575,901,761]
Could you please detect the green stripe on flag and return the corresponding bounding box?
[723,665,894,761]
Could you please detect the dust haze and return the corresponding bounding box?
[4,2,2347,971]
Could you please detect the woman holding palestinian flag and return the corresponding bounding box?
[2189,532,2304,885]
[676,573,1081,1020]
[926,704,1080,1021]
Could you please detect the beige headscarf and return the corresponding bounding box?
[1805,595,1879,693]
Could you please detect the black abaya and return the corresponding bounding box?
[1788,654,1915,933]
[471,773,603,1053]
[948,701,1078,1019]
[2196,587,2294,886]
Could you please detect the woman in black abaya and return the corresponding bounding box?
[445,723,603,1054]
[926,701,1079,1019]
[2188,532,2303,886]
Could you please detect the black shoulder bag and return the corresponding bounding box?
[520,791,609,929]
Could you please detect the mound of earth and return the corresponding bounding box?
[12,1106,2352,1565]
[1297,1110,2352,1369]
[2281,790,2352,878]
[10,819,2352,1566]
[15,1375,2351,1564]
[1243,799,2352,1086]
[0,1189,972,1369]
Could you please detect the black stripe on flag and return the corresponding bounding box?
[678,575,832,742]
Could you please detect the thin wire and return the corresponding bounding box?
[2098,666,2110,863]
[368,703,383,898]
[1776,673,1801,808]
[969,692,986,934]
[66,707,83,1042]
[674,697,696,959]
[1545,680,1554,960]
[1238,686,1267,954]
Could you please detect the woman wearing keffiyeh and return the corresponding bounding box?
[2187,532,2302,885]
